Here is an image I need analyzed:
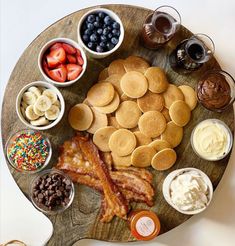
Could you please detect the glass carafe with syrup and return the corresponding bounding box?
[141,6,181,49]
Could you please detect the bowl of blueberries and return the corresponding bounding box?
[77,8,124,58]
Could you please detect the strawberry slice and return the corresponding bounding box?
[50,42,62,51]
[46,54,60,68]
[48,65,67,82]
[62,43,76,54]
[42,58,50,76]
[76,48,81,56]
[66,64,82,81]
[67,54,77,64]
[49,47,66,64]
[76,55,84,66]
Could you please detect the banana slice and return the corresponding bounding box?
[53,99,61,108]
[45,105,60,120]
[28,86,41,98]
[30,117,49,126]
[21,106,26,118]
[34,95,52,112]
[43,89,57,104]
[21,101,28,109]
[25,105,39,120]
[22,91,37,105]
[33,104,45,116]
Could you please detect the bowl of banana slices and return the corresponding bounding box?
[16,81,65,130]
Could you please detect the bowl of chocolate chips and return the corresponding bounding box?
[30,169,74,214]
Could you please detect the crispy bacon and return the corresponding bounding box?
[77,133,129,220]
[56,133,155,222]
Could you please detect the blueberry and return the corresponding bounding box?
[84,29,92,35]
[81,23,87,31]
[112,29,120,37]
[103,27,110,35]
[97,28,103,35]
[112,22,120,29]
[90,33,98,42]
[87,23,94,30]
[95,16,100,22]
[104,16,112,25]
[100,41,106,48]
[82,34,89,43]
[94,21,101,28]
[96,45,104,53]
[108,33,113,39]
[107,42,115,50]
[87,14,95,23]
[100,35,107,42]
[87,42,96,50]
[98,12,105,19]
[111,37,118,45]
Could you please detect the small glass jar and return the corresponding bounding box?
[29,169,75,215]
[128,210,161,240]
[196,70,235,112]
[140,5,181,49]
[5,129,52,174]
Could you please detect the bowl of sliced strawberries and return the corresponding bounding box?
[38,38,87,87]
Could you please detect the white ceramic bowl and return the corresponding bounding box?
[38,37,87,87]
[190,119,233,161]
[16,81,65,130]
[162,168,213,215]
[77,8,124,59]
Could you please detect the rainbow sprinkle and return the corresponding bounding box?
[7,130,50,171]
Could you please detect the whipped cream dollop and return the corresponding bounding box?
[170,171,209,211]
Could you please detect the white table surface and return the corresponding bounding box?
[1,0,235,245]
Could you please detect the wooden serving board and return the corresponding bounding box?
[1,4,234,246]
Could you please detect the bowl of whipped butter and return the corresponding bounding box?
[191,119,233,161]
[163,168,213,215]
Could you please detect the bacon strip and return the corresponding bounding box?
[77,133,129,220]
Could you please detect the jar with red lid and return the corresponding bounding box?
[127,210,161,241]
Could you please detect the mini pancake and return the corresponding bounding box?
[137,90,165,112]
[95,92,120,114]
[144,67,169,93]
[178,85,197,110]
[108,116,122,129]
[169,100,191,127]
[98,68,109,81]
[151,148,177,170]
[68,103,93,131]
[138,111,166,138]
[161,107,171,122]
[105,74,123,95]
[131,145,156,167]
[109,129,136,156]
[111,152,132,168]
[123,56,150,74]
[93,126,116,152]
[108,59,126,76]
[149,139,171,152]
[115,101,142,128]
[120,71,148,98]
[163,84,184,109]
[87,82,115,107]
[134,131,152,146]
[161,121,183,148]
[87,107,108,134]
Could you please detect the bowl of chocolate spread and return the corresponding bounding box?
[197,70,235,112]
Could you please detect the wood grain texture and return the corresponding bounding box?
[1,4,234,246]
